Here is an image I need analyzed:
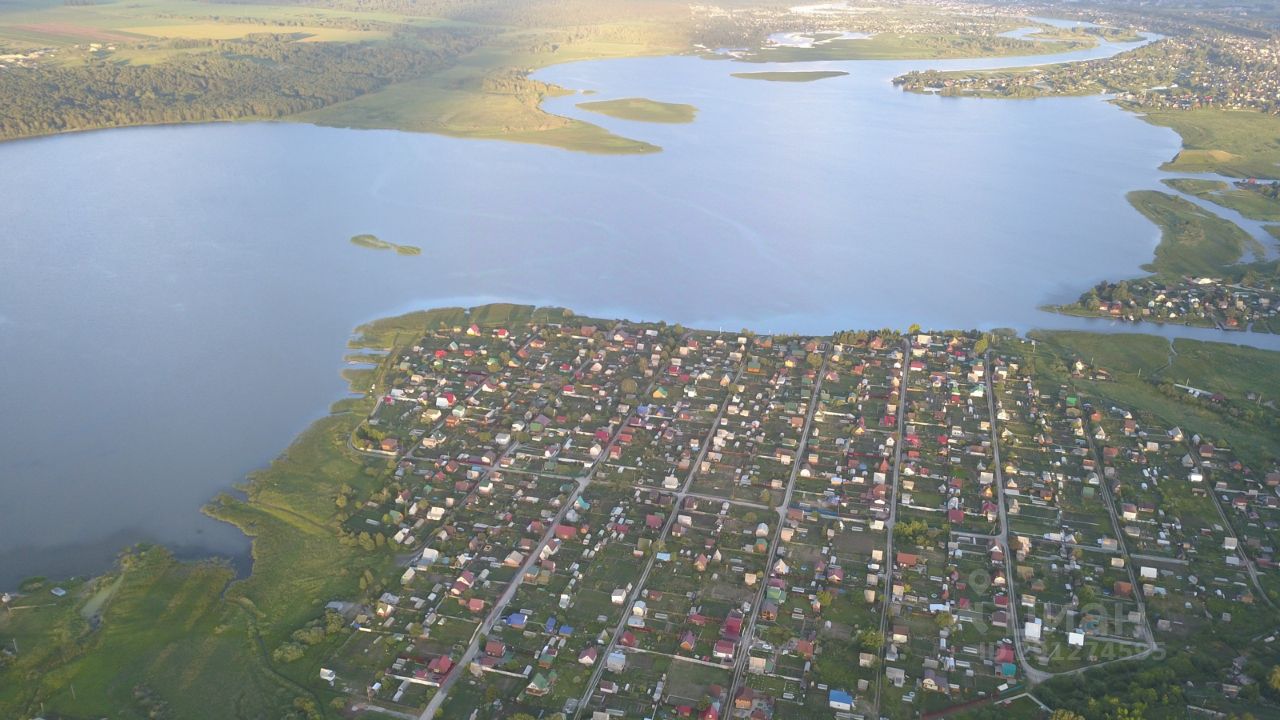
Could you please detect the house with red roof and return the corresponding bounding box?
[713,639,735,660]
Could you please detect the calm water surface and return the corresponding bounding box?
[1,33,1276,588]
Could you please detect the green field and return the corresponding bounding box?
[576,96,697,123]
[1166,337,1280,401]
[1022,331,1280,468]
[730,70,849,82]
[1164,178,1280,222]
[127,23,388,42]
[1143,109,1280,179]
[0,0,421,47]
[1128,190,1261,277]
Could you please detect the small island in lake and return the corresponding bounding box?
[576,97,697,123]
[350,234,421,256]
[731,70,850,82]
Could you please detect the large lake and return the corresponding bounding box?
[2,31,1277,588]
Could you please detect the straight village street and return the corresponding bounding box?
[312,310,1280,720]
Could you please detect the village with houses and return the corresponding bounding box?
[892,28,1280,114]
[1055,270,1280,336]
[303,310,1280,720]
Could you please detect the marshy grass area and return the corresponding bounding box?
[0,325,408,718]
[350,234,422,256]
[1145,109,1280,179]
[1164,178,1280,223]
[576,96,697,123]
[1128,190,1262,277]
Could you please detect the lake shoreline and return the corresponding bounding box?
[7,296,1280,597]
[0,22,1235,590]
[5,302,1278,720]
[0,21,1145,154]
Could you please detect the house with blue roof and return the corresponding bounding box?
[828,689,853,711]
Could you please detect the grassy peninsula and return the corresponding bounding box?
[350,234,421,256]
[731,70,849,82]
[576,97,697,123]
[1128,190,1262,277]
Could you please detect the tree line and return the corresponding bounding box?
[0,32,477,141]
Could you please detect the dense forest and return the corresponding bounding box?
[0,31,477,139]
[1033,648,1280,719]
[0,0,696,142]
